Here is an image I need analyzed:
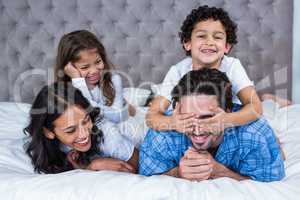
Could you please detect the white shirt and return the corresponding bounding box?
[159,56,254,104]
[72,73,129,124]
[96,118,134,161]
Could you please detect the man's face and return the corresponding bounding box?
[179,94,223,150]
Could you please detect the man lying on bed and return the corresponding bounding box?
[139,68,285,182]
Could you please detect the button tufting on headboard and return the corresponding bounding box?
[0,0,293,103]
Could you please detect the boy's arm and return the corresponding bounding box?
[225,86,262,127]
[146,96,195,132]
[145,96,173,131]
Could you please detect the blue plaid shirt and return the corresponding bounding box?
[139,117,285,182]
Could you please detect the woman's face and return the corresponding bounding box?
[73,48,105,87]
[45,105,93,152]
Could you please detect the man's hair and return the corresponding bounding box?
[179,5,238,56]
[171,68,233,111]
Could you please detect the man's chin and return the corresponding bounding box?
[191,142,206,151]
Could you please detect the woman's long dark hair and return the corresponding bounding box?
[54,30,116,106]
[24,82,103,174]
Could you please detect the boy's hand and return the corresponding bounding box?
[171,103,196,134]
[64,62,81,78]
[194,107,230,135]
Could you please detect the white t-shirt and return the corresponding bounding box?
[72,73,129,124]
[61,118,134,162]
[159,56,254,104]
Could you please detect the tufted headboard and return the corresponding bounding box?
[0,0,293,103]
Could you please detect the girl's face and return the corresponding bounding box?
[44,105,93,152]
[73,48,105,87]
[184,19,232,69]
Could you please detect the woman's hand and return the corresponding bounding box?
[87,157,136,173]
[64,62,81,78]
[67,150,135,173]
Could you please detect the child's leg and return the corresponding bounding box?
[260,93,293,108]
[275,137,286,161]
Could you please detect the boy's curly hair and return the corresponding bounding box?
[179,5,238,56]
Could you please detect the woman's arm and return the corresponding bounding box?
[127,148,139,173]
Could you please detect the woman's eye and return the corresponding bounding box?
[65,129,76,134]
[64,127,76,135]
[197,35,205,38]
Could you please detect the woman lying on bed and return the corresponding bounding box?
[23,82,138,174]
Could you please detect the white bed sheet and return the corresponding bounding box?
[0,101,300,200]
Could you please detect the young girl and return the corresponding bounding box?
[24,82,138,174]
[54,30,135,125]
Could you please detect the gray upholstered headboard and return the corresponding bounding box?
[0,0,293,103]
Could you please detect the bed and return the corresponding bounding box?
[0,0,297,199]
[1,100,300,200]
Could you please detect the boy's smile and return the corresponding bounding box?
[184,19,232,69]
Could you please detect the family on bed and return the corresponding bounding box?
[23,5,288,182]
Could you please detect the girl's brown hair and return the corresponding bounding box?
[54,30,115,106]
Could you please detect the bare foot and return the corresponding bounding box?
[261,93,292,108]
[128,103,136,117]
[275,137,286,161]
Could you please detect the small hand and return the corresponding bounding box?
[194,107,229,135]
[64,62,81,78]
[87,157,135,173]
[67,150,86,169]
[171,103,196,134]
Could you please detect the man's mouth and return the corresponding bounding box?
[190,134,209,143]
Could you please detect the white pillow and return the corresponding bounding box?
[0,102,31,139]
[123,88,151,107]
[150,83,163,97]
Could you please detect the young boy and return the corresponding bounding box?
[146,5,262,134]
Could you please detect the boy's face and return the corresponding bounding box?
[184,19,232,69]
[179,94,223,151]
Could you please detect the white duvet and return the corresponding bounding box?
[0,101,300,200]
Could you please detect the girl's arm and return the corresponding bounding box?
[72,74,129,123]
[99,74,129,123]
